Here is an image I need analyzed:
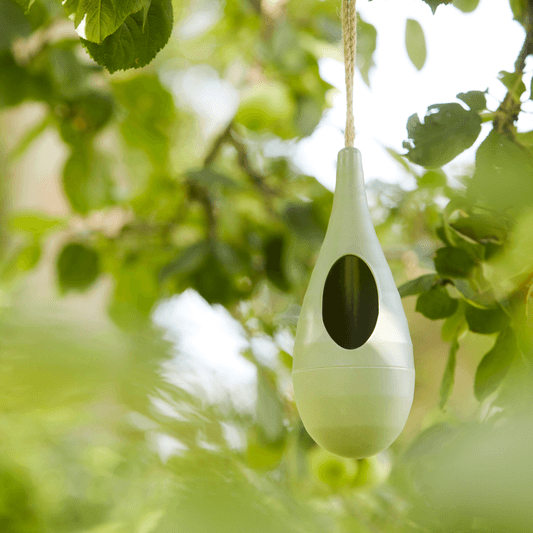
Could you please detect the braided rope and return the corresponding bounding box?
[341,0,357,147]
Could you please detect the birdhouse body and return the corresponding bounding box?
[292,147,415,458]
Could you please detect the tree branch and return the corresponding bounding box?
[515,7,533,72]
[494,5,533,134]
[187,123,281,240]
[183,123,235,243]
[228,130,279,197]
[204,121,233,167]
[188,181,217,242]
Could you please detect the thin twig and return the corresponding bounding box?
[228,130,278,196]
[494,6,533,134]
[204,121,233,167]
[515,5,533,73]
[183,122,234,242]
[188,181,217,242]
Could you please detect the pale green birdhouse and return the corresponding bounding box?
[292,147,415,459]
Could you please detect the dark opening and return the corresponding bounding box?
[322,254,379,349]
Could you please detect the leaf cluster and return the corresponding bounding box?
[1,1,533,532]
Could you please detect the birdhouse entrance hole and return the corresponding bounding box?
[322,254,379,350]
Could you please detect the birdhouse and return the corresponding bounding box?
[292,147,415,459]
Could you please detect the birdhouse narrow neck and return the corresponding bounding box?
[329,147,371,230]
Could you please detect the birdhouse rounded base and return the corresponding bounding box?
[293,366,415,458]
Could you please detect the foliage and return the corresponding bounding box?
[1,0,533,531]
[423,0,454,13]
[81,0,174,73]
[405,18,426,71]
[403,93,486,168]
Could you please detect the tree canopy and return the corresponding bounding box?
[1,0,533,531]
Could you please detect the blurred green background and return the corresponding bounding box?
[1,0,533,531]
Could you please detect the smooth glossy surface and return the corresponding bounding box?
[292,147,415,458]
[293,367,415,458]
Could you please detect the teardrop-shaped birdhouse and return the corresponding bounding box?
[292,148,415,458]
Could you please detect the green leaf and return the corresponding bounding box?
[25,0,50,29]
[188,169,238,191]
[57,242,100,293]
[527,284,533,336]
[315,15,342,43]
[82,0,173,73]
[62,145,114,214]
[509,0,528,22]
[269,21,307,74]
[403,422,459,460]
[418,170,446,188]
[465,303,510,334]
[212,241,244,275]
[453,278,496,309]
[108,258,158,329]
[482,211,533,299]
[70,0,150,43]
[190,253,236,306]
[356,16,377,85]
[264,234,290,292]
[159,242,210,281]
[0,0,32,51]
[448,214,507,247]
[457,90,487,113]
[405,19,426,71]
[416,285,458,320]
[498,70,526,100]
[0,51,51,107]
[422,0,453,13]
[0,240,41,281]
[8,115,51,162]
[453,0,480,12]
[58,92,114,145]
[441,299,467,341]
[246,430,286,471]
[468,130,533,214]
[474,327,518,401]
[256,368,285,443]
[442,197,510,261]
[434,246,477,278]
[9,213,65,236]
[439,337,459,409]
[283,203,325,244]
[112,75,175,164]
[13,0,33,11]
[141,0,150,30]
[515,130,533,147]
[436,225,452,246]
[398,273,439,298]
[403,103,482,168]
[278,349,293,370]
[47,48,94,99]
[295,96,323,137]
[385,146,413,173]
[235,80,296,136]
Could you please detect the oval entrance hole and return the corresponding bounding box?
[322,254,379,349]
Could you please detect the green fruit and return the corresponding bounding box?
[235,81,295,132]
[351,455,391,489]
[309,447,358,489]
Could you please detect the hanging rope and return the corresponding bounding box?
[341,0,357,147]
